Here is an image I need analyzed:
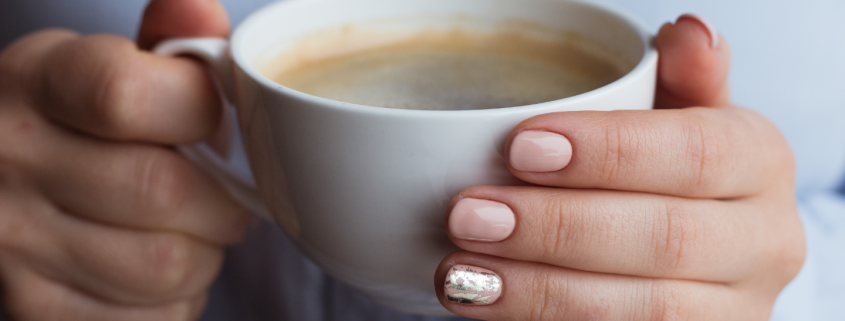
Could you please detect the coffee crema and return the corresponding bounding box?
[264,29,625,110]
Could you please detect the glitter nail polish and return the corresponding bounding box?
[444,264,503,305]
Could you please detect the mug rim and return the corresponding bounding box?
[231,0,658,117]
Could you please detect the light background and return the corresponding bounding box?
[1,0,844,319]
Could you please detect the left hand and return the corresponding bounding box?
[436,15,805,320]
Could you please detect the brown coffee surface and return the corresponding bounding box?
[269,30,624,110]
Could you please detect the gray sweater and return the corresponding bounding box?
[2,0,845,320]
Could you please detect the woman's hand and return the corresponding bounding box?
[0,0,246,320]
[438,15,805,320]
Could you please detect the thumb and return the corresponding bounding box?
[137,0,231,50]
[655,14,731,109]
[136,0,233,153]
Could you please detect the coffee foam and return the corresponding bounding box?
[263,28,625,110]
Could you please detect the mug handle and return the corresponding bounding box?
[153,38,274,221]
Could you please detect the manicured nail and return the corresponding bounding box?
[449,198,516,242]
[444,265,503,305]
[677,14,719,48]
[509,130,573,172]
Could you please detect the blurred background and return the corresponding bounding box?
[1,0,843,319]
[3,0,843,198]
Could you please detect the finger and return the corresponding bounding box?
[434,252,772,321]
[655,14,731,109]
[445,186,801,282]
[0,189,224,306]
[505,107,793,198]
[0,29,79,98]
[1,260,207,321]
[2,32,246,245]
[31,34,223,144]
[0,101,250,244]
[137,0,231,50]
[138,0,232,149]
[12,108,248,245]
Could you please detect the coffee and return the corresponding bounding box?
[264,29,625,110]
[162,0,656,314]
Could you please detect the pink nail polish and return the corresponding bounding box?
[449,198,515,242]
[677,14,719,49]
[509,130,572,173]
[444,264,503,305]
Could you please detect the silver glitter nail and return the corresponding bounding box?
[444,265,502,305]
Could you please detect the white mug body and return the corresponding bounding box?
[225,0,657,315]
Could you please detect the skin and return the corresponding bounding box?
[0,0,804,320]
[0,0,247,320]
[436,15,804,321]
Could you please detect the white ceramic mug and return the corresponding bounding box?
[155,0,657,315]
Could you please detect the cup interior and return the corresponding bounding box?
[225,1,656,315]
[233,0,652,105]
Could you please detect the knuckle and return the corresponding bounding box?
[751,110,796,179]
[528,270,567,321]
[35,35,145,129]
[593,118,643,182]
[537,194,575,262]
[538,195,620,268]
[648,280,684,321]
[0,29,78,89]
[42,34,147,138]
[678,111,728,193]
[142,234,193,294]
[773,144,796,179]
[132,149,191,219]
[651,200,700,276]
[772,136,796,175]
[781,233,807,281]
[767,206,806,286]
[528,269,619,321]
[92,57,149,138]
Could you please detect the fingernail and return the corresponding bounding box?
[444,265,503,305]
[677,14,719,49]
[449,198,516,242]
[509,130,573,172]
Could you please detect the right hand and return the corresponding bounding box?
[0,0,249,320]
